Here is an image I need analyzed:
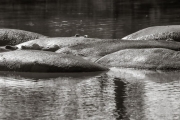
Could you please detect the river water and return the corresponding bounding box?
[0,0,180,120]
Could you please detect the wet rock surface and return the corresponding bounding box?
[122,25,180,41]
[0,50,108,72]
[96,48,180,70]
[14,37,180,62]
[0,29,47,46]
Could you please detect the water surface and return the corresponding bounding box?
[1,0,180,38]
[0,68,180,120]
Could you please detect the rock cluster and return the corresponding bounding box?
[1,26,180,72]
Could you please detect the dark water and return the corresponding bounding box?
[1,0,180,38]
[1,0,180,120]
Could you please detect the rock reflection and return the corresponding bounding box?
[1,68,180,119]
[144,75,180,120]
[0,71,121,120]
[108,68,180,120]
[76,74,118,119]
[0,71,107,120]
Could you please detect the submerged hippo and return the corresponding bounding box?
[7,37,180,61]
[96,48,180,70]
[0,50,108,72]
[0,29,47,46]
[122,25,180,41]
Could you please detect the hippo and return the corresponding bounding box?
[0,50,108,72]
[96,48,180,70]
[7,37,180,62]
[122,25,180,41]
[0,28,47,46]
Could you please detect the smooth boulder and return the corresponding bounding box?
[122,25,180,41]
[55,40,180,61]
[0,29,47,46]
[96,48,180,70]
[0,50,108,72]
[12,37,180,62]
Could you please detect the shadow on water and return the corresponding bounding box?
[0,68,180,119]
[0,71,105,80]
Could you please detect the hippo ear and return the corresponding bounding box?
[5,45,18,50]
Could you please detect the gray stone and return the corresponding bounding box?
[0,50,108,72]
[122,25,180,41]
[96,48,180,70]
[0,29,47,46]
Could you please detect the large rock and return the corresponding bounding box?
[0,29,47,46]
[0,50,108,72]
[56,40,180,62]
[12,37,180,62]
[122,25,180,41]
[96,48,180,70]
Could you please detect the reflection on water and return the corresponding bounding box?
[0,68,180,119]
[108,68,180,120]
[0,71,107,120]
[76,74,117,120]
